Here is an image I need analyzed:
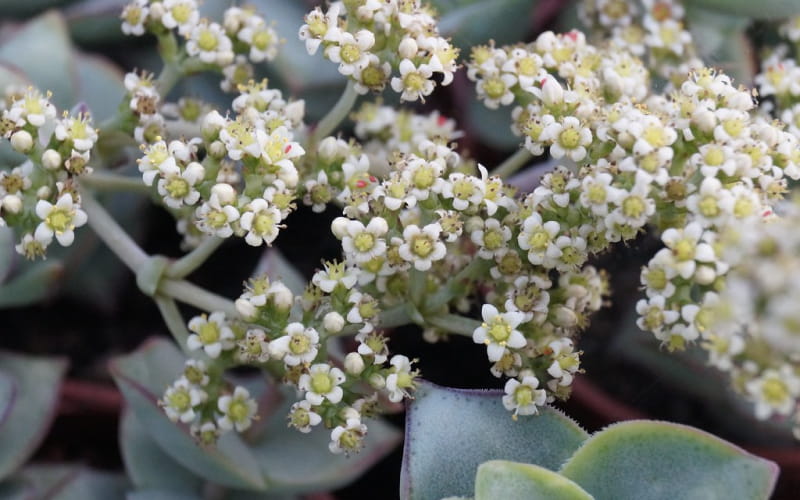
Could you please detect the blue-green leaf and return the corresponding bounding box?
[475,460,593,500]
[437,0,538,51]
[120,408,203,495]
[559,420,778,500]
[249,386,402,494]
[684,0,800,19]
[0,260,64,308]
[0,352,67,481]
[15,465,129,499]
[400,381,588,500]
[110,338,267,491]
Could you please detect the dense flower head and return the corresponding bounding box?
[300,0,458,101]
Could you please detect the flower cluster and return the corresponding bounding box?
[701,200,800,433]
[121,1,280,92]
[578,0,699,81]
[0,87,97,258]
[755,17,800,139]
[299,0,458,100]
[130,78,306,249]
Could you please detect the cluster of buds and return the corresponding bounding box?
[0,87,98,259]
[578,0,699,82]
[755,16,800,137]
[299,0,458,100]
[120,1,280,92]
[130,78,306,249]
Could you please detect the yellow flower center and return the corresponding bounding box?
[354,232,375,252]
[340,44,361,64]
[310,372,333,394]
[483,77,506,99]
[253,29,273,50]
[253,213,275,235]
[172,4,192,24]
[228,399,249,422]
[289,333,311,354]
[559,128,581,149]
[168,389,191,411]
[515,385,533,407]
[487,318,512,343]
[198,322,220,344]
[165,177,190,199]
[411,234,433,258]
[197,29,218,52]
[46,208,72,233]
[403,71,426,92]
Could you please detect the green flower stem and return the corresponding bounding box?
[79,189,148,271]
[426,313,481,337]
[309,80,358,146]
[79,171,151,195]
[425,258,489,313]
[154,295,192,354]
[166,237,224,279]
[409,268,427,307]
[491,147,533,179]
[156,62,182,97]
[159,278,239,319]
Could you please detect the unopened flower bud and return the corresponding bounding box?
[323,311,345,333]
[694,265,716,285]
[36,186,51,199]
[149,1,165,19]
[270,283,294,311]
[368,373,385,389]
[331,217,349,239]
[2,194,22,214]
[284,100,305,125]
[211,183,236,205]
[10,130,33,153]
[318,136,340,161]
[201,110,225,140]
[398,37,418,59]
[552,305,578,328]
[235,298,257,319]
[41,149,62,170]
[344,352,365,375]
[541,77,563,107]
[208,140,227,159]
[692,109,716,133]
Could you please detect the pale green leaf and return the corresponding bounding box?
[684,0,800,19]
[475,460,593,500]
[560,420,778,500]
[0,260,63,308]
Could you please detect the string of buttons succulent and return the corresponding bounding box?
[4,0,800,457]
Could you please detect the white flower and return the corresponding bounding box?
[473,304,528,362]
[746,366,800,420]
[502,373,547,418]
[157,161,205,208]
[299,363,346,405]
[661,223,716,280]
[240,199,282,246]
[329,416,367,455]
[517,213,561,267]
[391,59,435,102]
[121,0,149,36]
[187,312,235,358]
[161,377,206,424]
[325,30,375,76]
[34,194,88,247]
[195,188,240,238]
[269,323,320,366]
[237,328,270,363]
[398,223,447,271]
[312,260,358,293]
[217,386,258,432]
[298,4,342,55]
[471,218,512,260]
[439,173,484,211]
[339,216,388,263]
[541,116,592,161]
[636,295,680,338]
[161,0,200,36]
[385,355,418,403]
[288,400,322,433]
[186,21,233,66]
[238,20,279,62]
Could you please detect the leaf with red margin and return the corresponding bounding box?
[0,351,67,481]
[110,338,267,491]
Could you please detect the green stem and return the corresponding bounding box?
[491,147,533,179]
[80,171,151,195]
[159,278,239,318]
[154,295,192,354]
[426,259,488,312]
[79,189,147,271]
[156,62,182,97]
[309,80,358,145]
[409,268,426,307]
[426,313,481,337]
[167,237,224,279]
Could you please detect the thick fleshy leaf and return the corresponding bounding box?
[110,338,267,491]
[437,0,538,50]
[0,226,15,285]
[66,0,130,45]
[249,386,402,494]
[684,0,800,19]
[559,420,778,500]
[687,6,756,87]
[0,11,76,110]
[0,260,64,308]
[120,408,203,494]
[474,460,593,500]
[15,465,129,499]
[0,0,74,17]
[400,381,589,500]
[74,52,126,121]
[0,352,67,481]
[466,96,521,150]
[126,491,200,500]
